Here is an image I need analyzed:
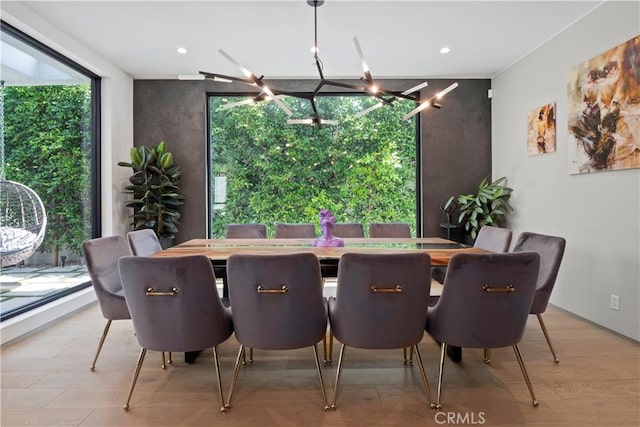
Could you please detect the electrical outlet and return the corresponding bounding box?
[610,294,620,311]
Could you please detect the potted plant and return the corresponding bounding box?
[444,176,513,241]
[118,141,184,248]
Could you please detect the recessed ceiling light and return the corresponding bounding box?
[177,47,188,55]
[440,46,451,54]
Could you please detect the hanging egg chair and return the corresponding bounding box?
[0,180,47,267]
[0,80,48,267]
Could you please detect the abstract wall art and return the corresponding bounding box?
[568,35,640,174]
[527,102,556,156]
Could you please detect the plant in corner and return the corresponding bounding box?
[444,176,513,240]
[118,141,185,247]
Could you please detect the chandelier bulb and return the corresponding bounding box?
[436,82,459,99]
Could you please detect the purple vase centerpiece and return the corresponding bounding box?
[312,209,344,247]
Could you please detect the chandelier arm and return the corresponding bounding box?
[320,80,366,92]
[402,94,442,120]
[257,84,293,116]
[199,71,257,86]
[314,57,325,80]
[353,36,374,84]
[309,98,322,128]
[375,88,419,102]
[322,80,392,105]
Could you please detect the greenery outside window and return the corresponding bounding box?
[208,94,418,237]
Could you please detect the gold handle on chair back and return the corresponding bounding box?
[482,284,515,293]
[370,284,403,293]
[256,285,289,294]
[145,287,179,296]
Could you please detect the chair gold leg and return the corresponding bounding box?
[323,331,333,365]
[483,348,491,364]
[330,344,347,410]
[311,344,331,411]
[402,346,414,365]
[225,345,245,409]
[211,347,227,413]
[123,347,147,411]
[413,345,435,408]
[90,319,112,371]
[513,344,539,407]
[161,352,167,370]
[242,347,254,365]
[434,343,447,410]
[323,334,328,363]
[168,352,173,365]
[536,314,559,363]
[329,331,333,364]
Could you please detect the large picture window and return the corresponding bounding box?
[0,22,100,320]
[208,94,418,237]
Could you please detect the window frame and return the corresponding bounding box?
[205,91,422,237]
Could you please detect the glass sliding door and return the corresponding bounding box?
[1,22,100,320]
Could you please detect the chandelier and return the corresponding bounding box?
[183,0,458,126]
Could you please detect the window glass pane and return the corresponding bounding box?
[209,94,417,237]
[1,25,97,320]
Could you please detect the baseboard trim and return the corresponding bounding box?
[1,288,97,346]
[549,303,639,344]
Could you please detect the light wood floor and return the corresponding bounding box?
[1,303,638,426]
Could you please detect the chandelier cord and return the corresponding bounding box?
[313,1,323,72]
[314,2,318,58]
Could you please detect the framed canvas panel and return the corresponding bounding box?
[568,35,640,174]
[527,102,556,156]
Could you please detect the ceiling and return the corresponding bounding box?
[10,0,604,80]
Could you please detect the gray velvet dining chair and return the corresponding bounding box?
[328,252,434,409]
[332,223,365,238]
[82,235,132,372]
[223,223,268,365]
[367,221,415,363]
[224,223,268,361]
[126,229,162,256]
[273,223,316,238]
[474,225,513,252]
[431,226,513,308]
[468,225,513,364]
[118,255,233,412]
[225,223,268,239]
[126,229,173,368]
[225,252,331,411]
[368,222,412,238]
[425,251,541,409]
[513,231,566,363]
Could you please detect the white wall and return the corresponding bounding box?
[1,1,134,237]
[492,1,639,340]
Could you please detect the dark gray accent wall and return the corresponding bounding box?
[420,79,492,237]
[134,79,491,243]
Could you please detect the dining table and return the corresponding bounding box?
[154,237,486,363]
